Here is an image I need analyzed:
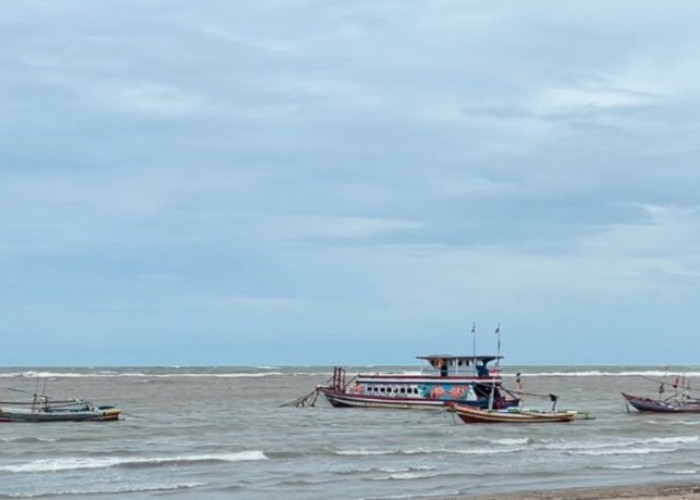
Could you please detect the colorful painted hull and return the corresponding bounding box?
[318,375,519,410]
[0,406,121,423]
[622,393,700,413]
[319,387,451,409]
[447,403,575,424]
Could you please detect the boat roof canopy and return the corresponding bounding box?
[416,355,502,363]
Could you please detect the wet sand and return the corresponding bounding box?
[459,481,700,499]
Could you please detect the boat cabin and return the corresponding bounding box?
[416,355,501,378]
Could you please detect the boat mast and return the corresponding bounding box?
[488,323,501,410]
[471,322,476,360]
[495,323,501,369]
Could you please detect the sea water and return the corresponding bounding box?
[0,365,698,499]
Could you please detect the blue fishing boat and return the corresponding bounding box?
[315,354,520,410]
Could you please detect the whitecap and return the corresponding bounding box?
[1,451,267,473]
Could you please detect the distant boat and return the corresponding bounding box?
[447,401,576,424]
[313,355,520,410]
[0,386,121,422]
[623,373,700,413]
[622,392,700,413]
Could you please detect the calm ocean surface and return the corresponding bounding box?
[0,365,698,499]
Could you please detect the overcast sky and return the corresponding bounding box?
[2,1,700,366]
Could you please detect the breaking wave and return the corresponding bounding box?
[1,451,267,473]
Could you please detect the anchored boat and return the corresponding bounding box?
[447,401,576,424]
[622,392,700,413]
[0,386,121,422]
[623,373,700,413]
[314,355,520,410]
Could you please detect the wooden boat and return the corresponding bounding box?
[314,355,520,410]
[0,387,121,422]
[623,373,700,413]
[519,407,595,420]
[622,392,700,413]
[0,404,121,422]
[447,401,576,424]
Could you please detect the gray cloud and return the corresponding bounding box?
[2,1,700,364]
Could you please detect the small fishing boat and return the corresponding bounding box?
[623,373,700,413]
[447,401,576,424]
[0,403,121,423]
[0,386,121,422]
[622,392,700,413]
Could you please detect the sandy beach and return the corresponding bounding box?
[460,481,700,499]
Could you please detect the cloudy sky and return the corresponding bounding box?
[2,1,700,366]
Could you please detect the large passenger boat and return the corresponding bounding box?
[316,354,520,410]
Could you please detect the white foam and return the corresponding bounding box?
[336,449,394,456]
[541,435,698,452]
[604,464,646,470]
[570,447,676,456]
[383,471,442,480]
[0,371,292,378]
[2,450,267,473]
[451,447,525,455]
[492,437,530,446]
[6,482,205,498]
[663,469,698,475]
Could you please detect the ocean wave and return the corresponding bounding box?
[336,449,395,456]
[275,478,336,486]
[567,446,677,456]
[336,465,437,476]
[539,435,699,452]
[643,436,699,444]
[4,482,205,498]
[509,370,700,377]
[373,470,444,481]
[1,451,267,473]
[335,446,524,457]
[661,468,699,475]
[451,447,525,455]
[489,437,530,446]
[0,436,57,444]
[599,464,647,470]
[0,371,310,379]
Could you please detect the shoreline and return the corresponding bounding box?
[458,481,700,499]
